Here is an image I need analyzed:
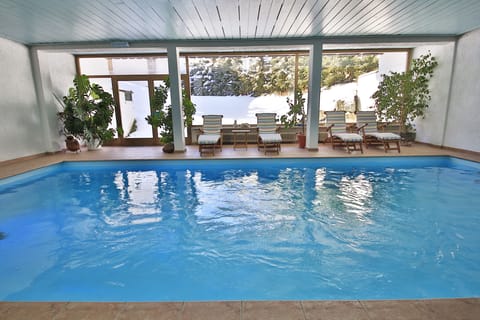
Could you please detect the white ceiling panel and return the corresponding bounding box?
[0,0,479,45]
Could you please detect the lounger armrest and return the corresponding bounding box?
[356,123,368,134]
[378,123,388,132]
[326,124,335,133]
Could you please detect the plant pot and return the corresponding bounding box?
[86,139,102,151]
[162,142,175,153]
[400,132,416,145]
[65,135,80,152]
[297,133,306,148]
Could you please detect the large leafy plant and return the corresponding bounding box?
[59,75,115,148]
[146,80,172,143]
[146,79,196,145]
[280,89,306,134]
[372,52,438,133]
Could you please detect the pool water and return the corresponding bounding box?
[0,157,479,301]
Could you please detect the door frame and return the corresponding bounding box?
[109,74,190,146]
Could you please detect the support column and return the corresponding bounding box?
[167,45,186,152]
[30,48,55,153]
[306,40,323,150]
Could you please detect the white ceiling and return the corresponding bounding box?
[1,0,479,46]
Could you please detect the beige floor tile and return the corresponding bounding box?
[1,302,62,320]
[302,300,369,320]
[242,301,304,320]
[53,302,122,320]
[361,300,435,320]
[116,302,183,320]
[181,301,241,320]
[421,298,480,320]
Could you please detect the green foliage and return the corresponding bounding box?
[146,81,172,143]
[321,55,378,88]
[372,52,438,133]
[59,75,116,145]
[189,54,377,96]
[182,89,196,128]
[126,119,137,137]
[145,79,196,144]
[280,89,306,134]
[190,56,296,96]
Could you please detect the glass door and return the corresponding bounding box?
[117,80,152,139]
[112,75,189,146]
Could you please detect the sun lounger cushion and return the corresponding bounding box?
[259,133,282,143]
[334,133,363,142]
[198,134,221,145]
[368,132,401,141]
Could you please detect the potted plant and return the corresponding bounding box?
[372,52,438,143]
[280,89,307,148]
[59,75,116,150]
[145,79,196,153]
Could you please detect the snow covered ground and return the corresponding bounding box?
[191,78,377,125]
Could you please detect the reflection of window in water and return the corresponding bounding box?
[337,174,373,219]
[114,171,159,216]
[191,170,295,232]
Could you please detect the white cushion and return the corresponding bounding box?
[369,132,401,141]
[259,133,282,143]
[198,134,221,144]
[334,133,363,142]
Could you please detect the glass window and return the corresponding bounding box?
[189,55,306,125]
[320,52,408,122]
[79,56,187,75]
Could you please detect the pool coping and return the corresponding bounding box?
[1,298,480,319]
[1,143,479,180]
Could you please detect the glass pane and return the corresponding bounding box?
[189,55,295,125]
[79,58,110,75]
[118,81,152,138]
[319,53,401,123]
[79,56,187,75]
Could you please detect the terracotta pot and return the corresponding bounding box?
[163,142,175,153]
[65,135,80,152]
[297,133,306,148]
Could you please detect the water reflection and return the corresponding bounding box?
[337,174,373,219]
[191,168,298,234]
[110,171,160,226]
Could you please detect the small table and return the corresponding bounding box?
[232,129,250,150]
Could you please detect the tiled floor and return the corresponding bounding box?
[2,142,479,179]
[1,142,479,319]
[1,299,480,320]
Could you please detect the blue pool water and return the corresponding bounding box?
[0,156,479,302]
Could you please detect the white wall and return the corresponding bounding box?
[0,37,76,162]
[34,50,76,152]
[0,38,44,162]
[443,29,480,152]
[412,43,455,146]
